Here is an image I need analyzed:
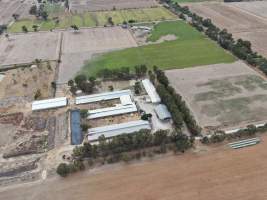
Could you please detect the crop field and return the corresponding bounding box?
[69,0,158,12]
[0,0,33,25]
[8,7,176,33]
[0,32,61,67]
[58,27,137,83]
[165,61,267,130]
[81,20,235,76]
[186,2,267,57]
[2,135,267,200]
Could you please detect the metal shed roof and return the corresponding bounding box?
[120,95,133,105]
[75,90,132,105]
[142,79,161,103]
[32,97,67,111]
[88,120,151,142]
[71,110,82,145]
[88,104,137,119]
[155,104,171,120]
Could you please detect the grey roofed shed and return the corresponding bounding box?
[154,104,171,120]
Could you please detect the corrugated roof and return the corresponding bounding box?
[71,110,82,145]
[75,90,132,105]
[142,79,161,103]
[154,104,171,120]
[120,95,133,105]
[88,120,151,142]
[32,97,67,111]
[88,104,137,119]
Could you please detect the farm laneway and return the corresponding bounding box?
[1,136,267,200]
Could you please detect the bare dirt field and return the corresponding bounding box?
[0,61,56,101]
[0,0,33,24]
[2,135,267,200]
[185,2,267,56]
[69,0,158,12]
[58,27,137,83]
[0,32,61,67]
[165,61,267,130]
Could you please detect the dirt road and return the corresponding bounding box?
[1,136,267,200]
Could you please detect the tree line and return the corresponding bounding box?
[152,67,201,136]
[162,1,267,77]
[57,129,193,177]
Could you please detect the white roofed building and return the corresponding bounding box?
[32,97,67,111]
[88,120,151,142]
[142,79,161,103]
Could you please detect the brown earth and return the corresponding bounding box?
[184,2,267,57]
[1,135,267,199]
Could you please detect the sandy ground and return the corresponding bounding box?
[69,0,158,12]
[184,2,267,57]
[2,135,267,199]
[0,32,61,67]
[0,0,33,25]
[58,27,137,83]
[165,61,267,130]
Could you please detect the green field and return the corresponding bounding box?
[81,21,236,76]
[8,7,176,33]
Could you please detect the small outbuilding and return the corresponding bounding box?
[154,104,171,121]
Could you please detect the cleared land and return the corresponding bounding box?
[8,7,176,33]
[0,32,61,67]
[185,2,267,57]
[2,135,267,199]
[58,26,137,83]
[69,0,158,12]
[166,61,267,130]
[81,20,235,76]
[0,0,33,25]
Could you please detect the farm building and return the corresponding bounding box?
[154,104,171,120]
[88,120,151,142]
[142,79,161,103]
[75,90,132,105]
[32,97,68,111]
[88,104,137,119]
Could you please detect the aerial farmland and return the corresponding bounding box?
[1,0,267,199]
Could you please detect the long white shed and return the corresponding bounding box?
[32,97,68,111]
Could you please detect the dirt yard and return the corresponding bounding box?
[0,32,61,67]
[69,0,158,12]
[58,27,137,83]
[0,0,33,24]
[165,61,267,130]
[2,135,267,200]
[185,2,267,57]
[0,61,56,102]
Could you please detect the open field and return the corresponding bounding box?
[185,2,267,57]
[166,61,267,130]
[2,135,267,199]
[8,7,176,33]
[58,26,137,83]
[81,20,235,76]
[69,0,158,12]
[0,0,33,25]
[0,32,61,67]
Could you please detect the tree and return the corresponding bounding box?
[68,79,74,87]
[29,5,38,15]
[80,109,88,118]
[70,25,79,32]
[0,25,7,35]
[22,25,28,33]
[12,14,19,21]
[107,17,114,26]
[56,163,70,177]
[74,74,87,86]
[32,25,38,32]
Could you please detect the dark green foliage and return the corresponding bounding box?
[56,163,70,177]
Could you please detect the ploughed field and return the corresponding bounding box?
[69,0,158,12]
[8,7,176,33]
[2,135,267,200]
[185,2,267,57]
[165,61,267,130]
[81,20,235,76]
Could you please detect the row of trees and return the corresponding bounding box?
[57,129,193,177]
[167,2,267,77]
[154,68,201,136]
[97,64,148,80]
[201,124,267,144]
[68,74,96,94]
